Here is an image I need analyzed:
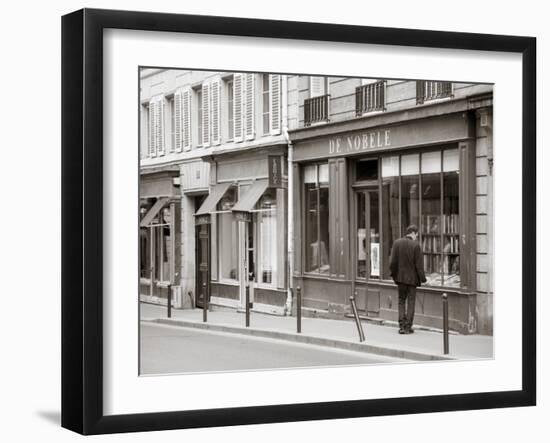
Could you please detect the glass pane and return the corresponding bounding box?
[304,165,317,184]
[381,176,399,279]
[422,151,441,174]
[357,193,367,279]
[318,186,330,274]
[443,171,460,287]
[382,156,399,177]
[443,149,459,172]
[219,212,239,280]
[421,172,442,285]
[356,159,378,181]
[401,154,419,175]
[318,163,329,184]
[368,191,380,279]
[259,190,277,284]
[401,175,419,235]
[305,184,318,272]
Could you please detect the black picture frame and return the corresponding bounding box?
[61,8,536,435]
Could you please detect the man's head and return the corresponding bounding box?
[405,225,419,241]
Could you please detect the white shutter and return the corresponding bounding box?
[174,91,183,152]
[157,98,165,156]
[244,73,255,140]
[269,74,281,135]
[182,88,192,151]
[202,83,210,147]
[210,79,221,145]
[233,73,244,142]
[148,101,156,157]
[310,76,325,98]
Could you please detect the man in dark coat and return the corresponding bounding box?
[390,225,427,334]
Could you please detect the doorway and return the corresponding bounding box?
[194,195,209,308]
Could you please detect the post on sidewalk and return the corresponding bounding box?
[202,282,208,323]
[245,284,250,328]
[296,286,302,333]
[442,292,449,355]
[350,290,365,342]
[167,284,172,318]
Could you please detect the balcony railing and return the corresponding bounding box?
[416,80,453,104]
[304,94,330,126]
[355,81,385,115]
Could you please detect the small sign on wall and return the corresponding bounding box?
[268,155,283,188]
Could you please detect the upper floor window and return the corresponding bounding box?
[356,79,386,115]
[416,80,453,104]
[196,89,203,146]
[304,76,330,127]
[262,74,270,135]
[167,96,175,153]
[227,79,234,140]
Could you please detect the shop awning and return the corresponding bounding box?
[140,197,170,227]
[195,182,233,216]
[232,179,269,213]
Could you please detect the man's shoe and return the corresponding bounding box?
[398,328,406,334]
[405,328,415,334]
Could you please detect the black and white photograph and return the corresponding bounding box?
[138,69,495,375]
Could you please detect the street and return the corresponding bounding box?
[140,322,404,375]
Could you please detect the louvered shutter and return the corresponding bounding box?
[210,79,221,145]
[148,101,156,157]
[157,98,165,156]
[310,76,325,98]
[174,91,183,152]
[202,83,210,147]
[182,88,192,151]
[233,73,244,142]
[269,74,281,135]
[244,73,255,140]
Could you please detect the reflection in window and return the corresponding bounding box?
[381,156,399,279]
[304,164,330,274]
[258,189,277,284]
[218,187,238,280]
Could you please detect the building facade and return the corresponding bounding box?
[139,69,494,335]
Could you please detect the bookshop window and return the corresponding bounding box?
[304,163,330,274]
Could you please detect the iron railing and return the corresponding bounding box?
[355,81,385,115]
[304,94,330,126]
[416,80,453,104]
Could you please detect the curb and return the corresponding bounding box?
[143,318,453,362]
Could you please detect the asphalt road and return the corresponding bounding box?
[140,322,402,375]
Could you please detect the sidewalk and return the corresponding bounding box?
[140,302,493,361]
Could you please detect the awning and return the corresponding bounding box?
[140,197,170,227]
[232,179,269,213]
[195,182,233,216]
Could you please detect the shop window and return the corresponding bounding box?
[139,202,172,283]
[304,163,330,274]
[218,187,239,281]
[381,156,400,279]
[257,189,277,284]
[379,149,461,288]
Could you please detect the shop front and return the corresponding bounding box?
[139,169,182,307]
[290,109,489,333]
[194,147,289,315]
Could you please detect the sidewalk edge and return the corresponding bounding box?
[143,318,454,362]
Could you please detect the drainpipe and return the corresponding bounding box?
[282,75,294,316]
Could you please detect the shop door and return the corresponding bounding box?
[355,188,381,314]
[237,217,255,309]
[194,195,209,309]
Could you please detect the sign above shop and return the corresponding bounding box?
[268,155,283,188]
[329,129,391,155]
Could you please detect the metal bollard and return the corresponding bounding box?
[245,285,250,328]
[296,286,302,333]
[202,282,208,323]
[350,290,365,342]
[167,284,172,318]
[442,292,449,355]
